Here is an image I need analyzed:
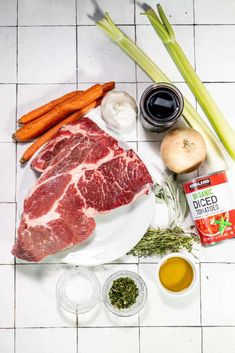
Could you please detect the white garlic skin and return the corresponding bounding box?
[101,91,137,132]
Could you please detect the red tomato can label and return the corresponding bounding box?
[183,170,235,246]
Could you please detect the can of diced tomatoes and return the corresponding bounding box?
[183,170,235,246]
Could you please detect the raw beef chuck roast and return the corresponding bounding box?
[13,118,153,262]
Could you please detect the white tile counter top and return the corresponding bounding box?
[1,0,235,352]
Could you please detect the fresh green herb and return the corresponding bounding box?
[109,277,139,309]
[214,217,232,234]
[154,174,188,227]
[96,13,231,170]
[144,4,235,161]
[128,227,199,257]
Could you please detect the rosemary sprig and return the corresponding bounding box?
[154,174,188,227]
[128,227,199,257]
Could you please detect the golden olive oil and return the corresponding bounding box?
[159,257,194,292]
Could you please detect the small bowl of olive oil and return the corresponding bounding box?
[156,253,197,296]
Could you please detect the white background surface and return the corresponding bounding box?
[1,0,235,352]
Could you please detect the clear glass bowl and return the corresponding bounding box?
[56,267,101,314]
[102,270,147,317]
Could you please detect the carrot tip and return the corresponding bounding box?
[12,133,16,140]
[20,157,27,164]
[102,81,115,92]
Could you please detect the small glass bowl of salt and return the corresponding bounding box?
[56,267,101,314]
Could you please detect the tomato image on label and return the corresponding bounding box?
[183,171,235,246]
[196,212,231,236]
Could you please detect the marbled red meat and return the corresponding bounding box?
[13,118,153,262]
[31,130,71,173]
[31,118,120,173]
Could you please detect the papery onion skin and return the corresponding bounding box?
[160,127,207,174]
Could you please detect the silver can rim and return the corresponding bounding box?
[182,170,226,187]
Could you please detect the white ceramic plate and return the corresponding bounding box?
[63,191,155,266]
[18,134,155,266]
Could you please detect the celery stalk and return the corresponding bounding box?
[145,4,235,161]
[97,13,231,170]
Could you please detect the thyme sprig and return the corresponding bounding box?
[128,227,199,257]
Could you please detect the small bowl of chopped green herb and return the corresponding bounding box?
[102,271,147,317]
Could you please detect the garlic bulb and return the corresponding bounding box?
[101,91,137,132]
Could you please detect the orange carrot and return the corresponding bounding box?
[22,91,84,125]
[20,98,102,164]
[13,84,105,141]
[102,81,115,92]
[14,91,84,142]
[18,82,114,125]
[18,90,82,124]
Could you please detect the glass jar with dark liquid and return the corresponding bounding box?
[139,83,184,132]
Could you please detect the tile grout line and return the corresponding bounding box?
[193,1,199,114]
[199,262,204,353]
[2,23,235,27]
[75,0,78,89]
[133,0,139,164]
[76,313,79,353]
[5,261,235,266]
[192,0,198,111]
[136,82,139,148]
[133,0,139,159]
[14,1,19,351]
[193,1,203,350]
[0,141,23,144]
[133,2,141,351]
[0,201,17,204]
[2,80,235,85]
[75,1,79,352]
[6,324,235,329]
